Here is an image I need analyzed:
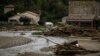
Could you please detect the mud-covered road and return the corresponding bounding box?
[0,31,67,56]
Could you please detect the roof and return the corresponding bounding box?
[9,15,21,20]
[4,5,14,8]
[22,11,39,16]
[21,11,39,19]
[69,0,98,1]
[9,11,39,20]
[66,14,96,21]
[69,0,100,1]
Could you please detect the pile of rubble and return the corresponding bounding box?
[91,33,100,42]
[73,28,99,37]
[17,52,49,56]
[0,25,40,31]
[44,25,74,36]
[54,41,99,55]
[44,25,99,37]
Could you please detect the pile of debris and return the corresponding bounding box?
[44,24,99,37]
[91,33,100,42]
[0,25,37,31]
[73,28,99,37]
[54,40,99,55]
[44,25,75,36]
[17,52,50,56]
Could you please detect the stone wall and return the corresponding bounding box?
[69,0,100,16]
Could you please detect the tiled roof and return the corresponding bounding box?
[65,14,97,21]
[4,5,14,8]
[9,15,21,20]
[66,14,96,20]
[9,11,39,20]
[69,0,96,1]
[22,11,39,16]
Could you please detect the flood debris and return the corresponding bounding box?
[20,32,26,35]
[54,40,100,55]
[44,24,99,37]
[17,52,53,56]
[92,37,100,41]
[44,25,74,36]
[92,37,98,40]
[17,52,44,56]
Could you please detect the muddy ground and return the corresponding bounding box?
[0,31,100,56]
[66,37,100,56]
[0,36,32,49]
[17,37,100,56]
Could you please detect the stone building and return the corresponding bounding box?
[65,0,100,29]
[4,5,14,14]
[8,11,40,25]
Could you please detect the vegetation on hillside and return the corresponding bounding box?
[0,0,68,24]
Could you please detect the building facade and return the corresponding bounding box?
[4,5,14,14]
[8,11,40,25]
[66,0,100,29]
